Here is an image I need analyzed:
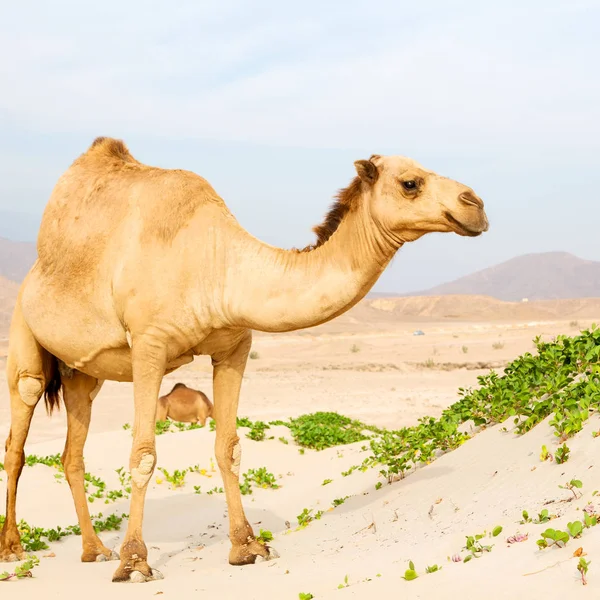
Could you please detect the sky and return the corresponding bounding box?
[0,0,599,292]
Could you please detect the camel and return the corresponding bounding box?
[155,382,213,425]
[0,137,488,582]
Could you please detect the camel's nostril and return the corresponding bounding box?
[459,191,484,208]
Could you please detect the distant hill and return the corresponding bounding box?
[407,252,600,301]
[0,237,37,283]
[360,295,600,323]
[0,275,19,335]
[254,294,600,337]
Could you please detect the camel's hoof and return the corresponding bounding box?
[112,559,163,583]
[0,543,27,563]
[229,540,279,565]
[128,568,164,583]
[255,546,280,562]
[0,551,26,563]
[96,550,120,562]
[83,548,120,563]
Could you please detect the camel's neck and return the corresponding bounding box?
[224,199,402,333]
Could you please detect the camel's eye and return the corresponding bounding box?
[402,180,417,191]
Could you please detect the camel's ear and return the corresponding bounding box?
[354,159,378,184]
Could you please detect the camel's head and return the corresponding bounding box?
[355,155,489,243]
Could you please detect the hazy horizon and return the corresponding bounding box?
[1,1,599,293]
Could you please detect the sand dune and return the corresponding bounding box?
[2,317,600,597]
[2,402,599,598]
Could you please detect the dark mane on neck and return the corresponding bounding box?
[295,176,363,252]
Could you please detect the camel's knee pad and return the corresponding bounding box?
[17,376,44,407]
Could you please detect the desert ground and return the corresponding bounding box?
[1,295,600,598]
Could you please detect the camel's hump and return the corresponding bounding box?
[86,136,138,163]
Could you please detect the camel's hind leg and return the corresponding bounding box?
[60,370,119,562]
[0,300,50,562]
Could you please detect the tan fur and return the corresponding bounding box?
[0,138,488,580]
[155,383,213,425]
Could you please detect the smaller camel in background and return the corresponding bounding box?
[155,383,213,425]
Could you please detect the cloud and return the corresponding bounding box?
[1,1,598,155]
[1,1,600,293]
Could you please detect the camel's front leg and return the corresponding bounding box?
[112,333,166,583]
[212,331,279,565]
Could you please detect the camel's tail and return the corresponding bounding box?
[44,354,63,415]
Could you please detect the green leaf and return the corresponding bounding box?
[584,513,597,528]
[578,557,591,572]
[492,526,503,537]
[403,569,418,581]
[568,521,583,538]
[557,531,570,544]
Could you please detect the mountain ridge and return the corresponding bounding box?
[393,251,600,301]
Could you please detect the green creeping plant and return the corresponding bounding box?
[0,556,40,581]
[0,513,128,552]
[536,528,570,549]
[337,327,600,484]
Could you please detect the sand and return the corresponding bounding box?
[1,312,599,598]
